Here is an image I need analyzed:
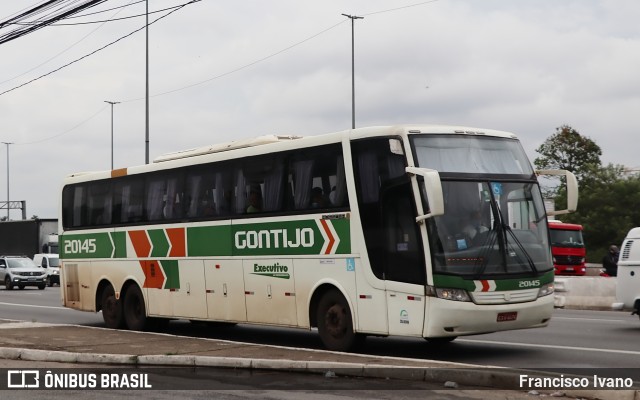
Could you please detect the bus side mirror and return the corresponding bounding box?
[406,167,445,223]
[536,169,578,216]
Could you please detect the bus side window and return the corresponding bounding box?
[288,144,347,212]
[88,182,112,226]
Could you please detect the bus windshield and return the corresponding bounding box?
[411,135,551,277]
[412,134,534,175]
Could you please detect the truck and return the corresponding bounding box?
[548,220,586,276]
[0,219,58,258]
[612,227,640,319]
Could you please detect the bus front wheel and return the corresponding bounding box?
[123,284,148,331]
[101,284,124,329]
[316,289,360,352]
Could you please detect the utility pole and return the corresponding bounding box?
[341,13,363,129]
[1,142,13,220]
[145,0,150,164]
[104,101,120,170]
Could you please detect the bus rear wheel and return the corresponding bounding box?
[123,284,148,331]
[101,284,124,329]
[316,289,359,352]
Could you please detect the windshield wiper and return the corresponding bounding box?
[474,183,538,275]
[503,223,538,274]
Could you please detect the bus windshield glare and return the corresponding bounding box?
[411,135,551,277]
[412,135,534,175]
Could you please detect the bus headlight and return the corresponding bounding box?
[427,286,471,302]
[537,283,554,298]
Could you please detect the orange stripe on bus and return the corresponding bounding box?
[320,219,336,254]
[129,230,151,258]
[166,227,186,257]
[140,260,164,289]
[111,168,128,178]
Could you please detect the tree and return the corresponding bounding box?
[555,164,639,261]
[534,125,602,183]
[584,170,640,261]
[533,126,640,263]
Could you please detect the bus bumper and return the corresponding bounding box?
[423,294,554,337]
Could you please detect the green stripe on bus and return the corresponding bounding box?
[149,229,170,257]
[231,219,351,256]
[60,233,113,259]
[186,225,233,256]
[161,260,180,289]
[61,217,351,259]
[112,232,127,258]
[433,270,554,291]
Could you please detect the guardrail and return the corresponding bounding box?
[554,275,616,310]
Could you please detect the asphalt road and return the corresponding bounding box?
[1,286,639,375]
[0,360,551,400]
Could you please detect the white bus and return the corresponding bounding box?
[59,125,578,351]
[613,228,640,319]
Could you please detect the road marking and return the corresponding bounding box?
[552,316,631,323]
[459,338,640,356]
[0,301,70,311]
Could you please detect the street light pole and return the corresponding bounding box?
[342,13,363,129]
[145,0,150,164]
[2,142,13,220]
[104,101,120,170]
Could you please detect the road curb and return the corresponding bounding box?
[1,346,638,399]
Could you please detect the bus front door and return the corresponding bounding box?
[382,182,426,337]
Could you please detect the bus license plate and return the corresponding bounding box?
[497,312,517,322]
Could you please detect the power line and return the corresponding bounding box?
[15,105,108,145]
[123,18,348,102]
[122,0,441,102]
[0,0,135,86]
[67,0,145,19]
[0,0,109,45]
[0,0,201,97]
[360,0,440,17]
[4,0,441,145]
[10,3,189,26]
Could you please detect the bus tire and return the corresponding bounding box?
[316,289,358,352]
[123,284,148,331]
[101,284,124,329]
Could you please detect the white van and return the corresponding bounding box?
[32,254,60,287]
[612,227,640,318]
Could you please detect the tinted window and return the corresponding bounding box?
[62,143,349,230]
[352,138,426,284]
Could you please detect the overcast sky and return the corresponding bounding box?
[1,0,639,220]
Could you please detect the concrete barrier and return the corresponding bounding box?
[554,276,616,310]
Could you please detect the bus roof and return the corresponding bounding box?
[153,134,303,163]
[548,220,583,230]
[152,125,518,163]
[63,124,520,182]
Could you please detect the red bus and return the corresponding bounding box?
[548,220,586,276]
